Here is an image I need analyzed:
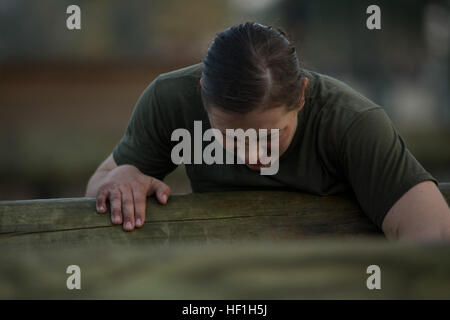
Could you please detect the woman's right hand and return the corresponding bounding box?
[95,164,171,231]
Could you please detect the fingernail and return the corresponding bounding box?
[136,218,142,226]
[99,206,104,212]
[113,216,119,224]
[125,222,132,230]
[162,194,168,203]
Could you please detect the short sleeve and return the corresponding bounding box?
[113,77,177,180]
[339,108,439,229]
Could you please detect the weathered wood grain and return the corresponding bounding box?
[0,183,448,248]
[0,240,449,299]
[0,190,382,247]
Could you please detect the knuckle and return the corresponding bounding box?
[96,187,107,198]
[132,188,145,199]
[135,201,146,213]
[121,195,133,206]
[122,203,133,213]
[163,184,171,194]
[109,182,121,191]
[111,207,122,216]
[122,203,134,216]
[110,189,121,199]
[148,177,156,186]
[120,182,132,190]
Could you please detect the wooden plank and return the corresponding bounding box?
[0,240,449,299]
[0,215,382,248]
[0,190,366,233]
[0,183,448,247]
[0,190,380,246]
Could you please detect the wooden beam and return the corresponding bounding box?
[0,240,449,299]
[0,183,448,247]
[0,184,449,299]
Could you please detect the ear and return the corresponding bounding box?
[298,77,309,109]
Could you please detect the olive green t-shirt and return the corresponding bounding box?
[113,62,438,229]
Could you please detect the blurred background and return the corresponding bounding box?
[0,0,448,200]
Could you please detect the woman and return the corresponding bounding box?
[86,22,450,240]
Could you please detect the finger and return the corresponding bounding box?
[120,185,135,231]
[109,188,122,225]
[96,187,108,213]
[132,189,146,228]
[149,179,171,205]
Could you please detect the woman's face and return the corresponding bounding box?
[202,77,308,171]
[207,105,299,170]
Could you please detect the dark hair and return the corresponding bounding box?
[201,22,303,113]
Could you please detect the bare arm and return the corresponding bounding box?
[382,180,450,241]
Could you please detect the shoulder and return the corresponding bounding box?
[303,69,388,135]
[303,69,381,117]
[154,62,204,112]
[302,69,389,164]
[140,62,205,126]
[158,62,203,79]
[155,62,203,98]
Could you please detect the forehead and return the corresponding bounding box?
[207,106,291,131]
